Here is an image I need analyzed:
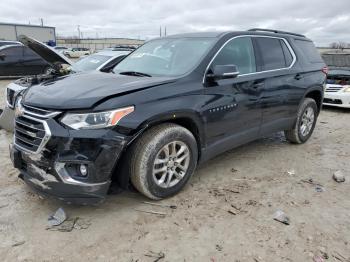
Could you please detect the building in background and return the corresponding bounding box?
[57,37,145,52]
[0,22,56,45]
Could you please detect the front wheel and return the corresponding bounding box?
[284,98,318,144]
[130,123,198,200]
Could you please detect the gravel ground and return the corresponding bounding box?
[0,79,349,262]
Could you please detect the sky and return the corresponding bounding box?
[1,0,350,46]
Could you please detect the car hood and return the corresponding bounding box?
[23,71,177,110]
[18,35,72,68]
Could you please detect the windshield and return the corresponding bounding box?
[113,37,215,77]
[71,54,111,72]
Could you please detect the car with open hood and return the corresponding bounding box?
[0,35,73,131]
[9,29,326,205]
[0,36,131,132]
[322,53,350,108]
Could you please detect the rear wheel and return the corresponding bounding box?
[130,123,198,200]
[284,98,318,144]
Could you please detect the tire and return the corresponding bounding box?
[130,123,198,200]
[284,98,318,144]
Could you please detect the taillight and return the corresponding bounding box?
[321,66,329,75]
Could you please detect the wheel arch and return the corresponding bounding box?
[111,112,205,189]
[303,88,323,114]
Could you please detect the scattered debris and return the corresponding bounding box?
[74,218,92,230]
[320,251,329,260]
[47,217,91,232]
[315,186,325,192]
[47,218,77,232]
[227,210,237,215]
[215,244,223,251]
[287,169,296,176]
[332,251,347,261]
[246,200,258,206]
[313,255,324,262]
[141,201,177,209]
[232,178,257,182]
[230,204,241,211]
[273,210,290,225]
[48,208,67,227]
[12,241,25,247]
[320,121,328,124]
[144,251,165,262]
[333,170,345,183]
[135,209,166,217]
[300,178,323,187]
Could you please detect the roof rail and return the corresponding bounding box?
[248,28,306,38]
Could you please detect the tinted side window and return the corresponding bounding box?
[256,38,286,70]
[295,40,323,63]
[212,37,256,74]
[280,40,293,66]
[2,46,23,57]
[23,47,38,57]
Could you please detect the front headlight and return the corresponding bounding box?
[60,106,134,130]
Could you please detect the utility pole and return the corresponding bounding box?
[164,26,167,36]
[160,26,162,37]
[77,25,81,39]
[40,18,44,26]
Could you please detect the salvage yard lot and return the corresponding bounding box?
[0,79,349,261]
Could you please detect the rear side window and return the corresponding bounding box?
[281,40,294,66]
[295,40,323,63]
[212,37,256,74]
[255,37,287,70]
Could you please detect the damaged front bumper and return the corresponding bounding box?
[10,117,131,205]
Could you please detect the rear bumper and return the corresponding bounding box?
[323,92,350,108]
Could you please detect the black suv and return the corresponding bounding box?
[10,29,326,204]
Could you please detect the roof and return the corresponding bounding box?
[163,29,309,40]
[0,22,55,29]
[166,32,228,38]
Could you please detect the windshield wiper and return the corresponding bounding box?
[119,71,152,77]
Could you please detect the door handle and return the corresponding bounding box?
[295,74,302,80]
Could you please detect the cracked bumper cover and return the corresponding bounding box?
[11,120,131,205]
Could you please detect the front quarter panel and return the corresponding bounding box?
[94,79,208,146]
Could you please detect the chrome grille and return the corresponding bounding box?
[325,85,343,93]
[14,104,61,154]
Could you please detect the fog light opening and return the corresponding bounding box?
[79,164,88,177]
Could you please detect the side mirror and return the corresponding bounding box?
[0,54,5,61]
[208,65,239,81]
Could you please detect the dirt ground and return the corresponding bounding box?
[0,79,349,262]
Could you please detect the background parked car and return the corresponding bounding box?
[63,47,91,58]
[70,50,131,73]
[0,40,22,47]
[53,46,69,54]
[322,53,350,108]
[0,45,50,77]
[0,36,130,132]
